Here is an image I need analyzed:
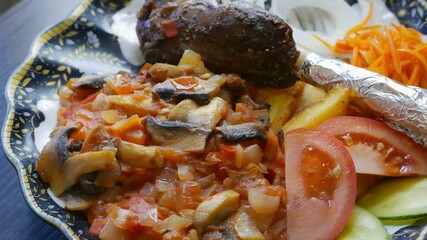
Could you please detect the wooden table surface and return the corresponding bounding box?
[0,1,83,239]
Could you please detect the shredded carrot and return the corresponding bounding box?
[314,0,427,87]
[408,64,420,86]
[312,34,334,51]
[344,0,374,40]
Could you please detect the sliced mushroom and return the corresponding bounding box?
[47,188,92,211]
[203,219,240,240]
[80,125,117,153]
[79,172,104,195]
[168,99,199,122]
[104,94,159,117]
[68,140,83,152]
[238,95,269,110]
[36,127,73,189]
[152,76,224,105]
[187,97,228,129]
[216,123,267,143]
[146,116,212,153]
[93,159,121,188]
[117,140,164,169]
[169,97,228,129]
[194,190,240,233]
[37,126,120,199]
[80,126,120,191]
[153,214,193,234]
[55,151,117,196]
[234,210,265,240]
[71,74,107,89]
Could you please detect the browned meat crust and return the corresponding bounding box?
[137,0,300,88]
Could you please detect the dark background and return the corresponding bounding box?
[0,0,20,15]
[0,1,82,239]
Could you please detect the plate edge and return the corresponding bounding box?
[1,0,95,239]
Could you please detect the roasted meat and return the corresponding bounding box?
[136,0,300,88]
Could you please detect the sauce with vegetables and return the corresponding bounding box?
[36,46,427,239]
[37,51,291,239]
[31,0,427,238]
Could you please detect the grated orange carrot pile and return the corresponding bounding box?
[320,1,427,88]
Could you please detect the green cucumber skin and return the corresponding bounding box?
[337,205,390,240]
[358,177,427,220]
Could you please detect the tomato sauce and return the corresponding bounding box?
[171,76,199,90]
[42,65,289,240]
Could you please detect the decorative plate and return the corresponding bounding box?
[1,0,427,239]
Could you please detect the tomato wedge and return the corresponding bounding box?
[285,128,356,240]
[318,116,427,176]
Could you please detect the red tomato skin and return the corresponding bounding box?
[285,128,356,240]
[318,116,427,176]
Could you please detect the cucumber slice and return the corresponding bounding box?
[337,205,390,240]
[358,177,427,220]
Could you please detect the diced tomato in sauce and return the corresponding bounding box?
[161,19,179,38]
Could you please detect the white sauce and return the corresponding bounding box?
[110,0,145,66]
[34,99,60,153]
[34,0,146,151]
[271,0,399,57]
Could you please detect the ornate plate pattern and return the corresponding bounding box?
[1,0,427,239]
[386,0,427,34]
[2,0,136,239]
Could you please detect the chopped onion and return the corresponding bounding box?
[243,205,274,232]
[99,219,130,240]
[155,180,175,193]
[178,50,209,74]
[178,209,195,220]
[158,190,176,210]
[201,181,220,199]
[153,214,192,233]
[234,210,265,240]
[243,144,263,164]
[196,173,216,188]
[101,110,126,124]
[223,177,236,189]
[248,189,280,215]
[189,229,199,240]
[235,144,244,168]
[140,183,156,202]
[178,163,194,181]
[268,218,287,237]
[226,112,244,124]
[228,167,259,179]
[149,63,184,78]
[252,109,269,120]
[156,167,178,192]
[92,93,109,112]
[192,161,213,174]
[110,205,159,228]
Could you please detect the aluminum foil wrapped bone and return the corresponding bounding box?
[300,53,427,147]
